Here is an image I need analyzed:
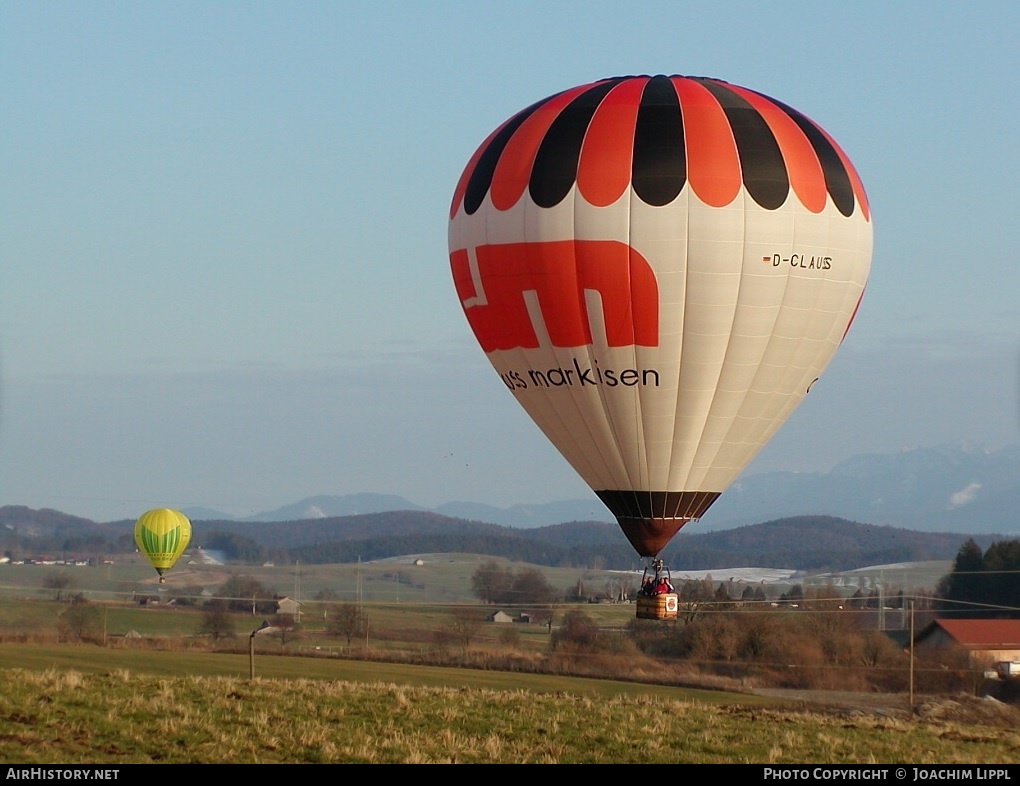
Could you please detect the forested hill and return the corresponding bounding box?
[658,516,988,572]
[189,513,634,568]
[1,506,1008,572]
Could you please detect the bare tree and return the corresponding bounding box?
[447,608,483,653]
[498,625,521,651]
[58,597,100,642]
[603,577,630,602]
[271,612,300,646]
[510,568,558,605]
[216,575,277,614]
[43,572,73,602]
[198,603,236,641]
[551,609,600,652]
[470,560,512,604]
[328,603,367,646]
[470,562,558,605]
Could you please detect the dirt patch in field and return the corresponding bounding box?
[754,688,1020,728]
[754,688,912,717]
[914,694,1020,729]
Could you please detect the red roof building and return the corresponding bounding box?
[914,619,1020,666]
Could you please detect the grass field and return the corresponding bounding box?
[0,555,639,653]
[0,657,1017,763]
[0,643,750,700]
[0,552,955,607]
[1,557,1016,763]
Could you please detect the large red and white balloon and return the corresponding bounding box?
[449,75,872,557]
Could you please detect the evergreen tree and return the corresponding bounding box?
[983,540,1020,612]
[936,538,987,615]
[937,538,1020,618]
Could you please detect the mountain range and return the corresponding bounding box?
[1,444,1016,573]
[184,444,1020,535]
[0,504,999,574]
[706,443,1020,534]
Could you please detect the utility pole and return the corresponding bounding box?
[878,570,885,631]
[909,600,915,713]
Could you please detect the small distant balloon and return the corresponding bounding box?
[134,508,191,583]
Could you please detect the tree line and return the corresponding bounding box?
[937,538,1020,617]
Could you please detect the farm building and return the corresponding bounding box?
[275,597,301,618]
[913,619,1020,667]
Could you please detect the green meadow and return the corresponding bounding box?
[0,559,1017,763]
[0,662,1017,764]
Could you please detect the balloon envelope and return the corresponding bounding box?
[449,75,872,557]
[134,508,192,576]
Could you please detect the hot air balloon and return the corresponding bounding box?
[449,75,872,602]
[134,508,192,584]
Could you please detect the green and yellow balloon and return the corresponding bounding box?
[134,508,192,583]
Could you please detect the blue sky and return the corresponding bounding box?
[2,2,1018,521]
